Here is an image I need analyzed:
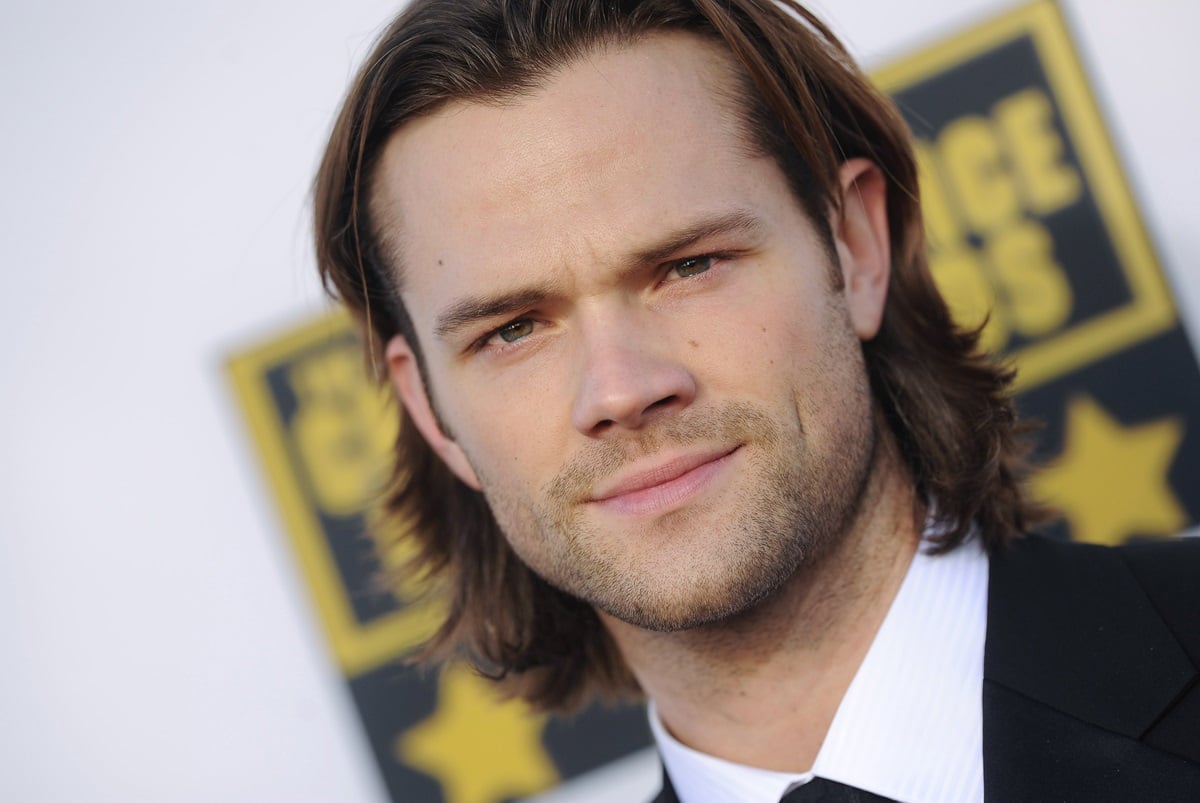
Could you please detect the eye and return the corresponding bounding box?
[495,318,534,343]
[669,255,715,279]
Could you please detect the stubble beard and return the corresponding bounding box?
[479,381,878,634]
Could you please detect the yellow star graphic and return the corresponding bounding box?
[1032,395,1186,546]
[395,664,559,803]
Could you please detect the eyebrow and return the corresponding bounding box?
[628,209,764,266]
[434,285,560,340]
[432,209,765,342]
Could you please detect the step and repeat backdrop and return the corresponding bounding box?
[228,2,1200,801]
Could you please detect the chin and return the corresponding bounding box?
[574,527,814,633]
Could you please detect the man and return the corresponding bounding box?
[313,1,1200,800]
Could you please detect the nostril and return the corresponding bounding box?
[647,395,677,412]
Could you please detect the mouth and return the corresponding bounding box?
[588,445,741,516]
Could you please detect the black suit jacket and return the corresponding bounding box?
[653,535,1200,802]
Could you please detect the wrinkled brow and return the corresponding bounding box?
[628,209,763,266]
[432,209,765,341]
[434,285,559,341]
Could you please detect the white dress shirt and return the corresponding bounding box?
[650,534,989,803]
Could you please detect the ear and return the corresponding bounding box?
[385,335,482,491]
[831,158,891,341]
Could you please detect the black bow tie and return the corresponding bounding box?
[780,777,898,802]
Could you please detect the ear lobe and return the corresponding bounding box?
[832,158,891,341]
[385,335,482,491]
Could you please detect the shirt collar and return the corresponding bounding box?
[649,535,988,803]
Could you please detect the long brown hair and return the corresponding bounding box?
[314,0,1043,712]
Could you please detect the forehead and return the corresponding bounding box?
[371,33,767,324]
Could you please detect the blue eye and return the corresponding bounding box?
[497,319,534,343]
[672,256,714,278]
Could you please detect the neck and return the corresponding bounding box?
[600,434,921,772]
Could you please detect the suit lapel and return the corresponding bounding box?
[651,535,1200,802]
[982,680,1200,801]
[983,535,1200,799]
[985,535,1194,735]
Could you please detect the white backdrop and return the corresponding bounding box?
[2,1,1197,801]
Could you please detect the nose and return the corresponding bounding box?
[570,320,697,436]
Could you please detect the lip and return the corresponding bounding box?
[588,446,740,516]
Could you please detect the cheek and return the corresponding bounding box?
[446,378,568,495]
[752,302,866,430]
[686,292,828,396]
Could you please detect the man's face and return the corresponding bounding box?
[374,34,891,632]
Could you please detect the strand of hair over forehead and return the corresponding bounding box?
[715,0,915,208]
[707,0,845,178]
[347,27,411,380]
[338,0,872,373]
